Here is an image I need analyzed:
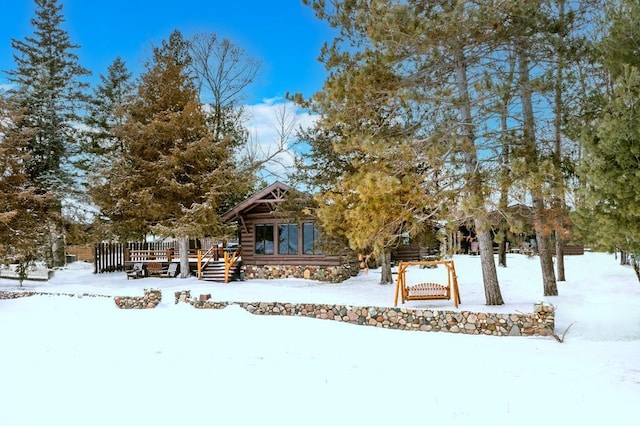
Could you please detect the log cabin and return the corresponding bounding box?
[221,181,354,282]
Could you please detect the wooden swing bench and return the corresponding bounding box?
[393,259,461,308]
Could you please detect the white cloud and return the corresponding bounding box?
[242,97,317,182]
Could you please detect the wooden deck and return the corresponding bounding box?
[124,246,242,283]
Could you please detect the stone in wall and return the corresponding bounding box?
[114,288,162,309]
[0,291,36,300]
[173,289,555,337]
[3,288,555,337]
[174,290,191,304]
[1,290,110,300]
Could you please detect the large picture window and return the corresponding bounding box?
[255,224,274,255]
[303,222,322,255]
[278,223,299,254]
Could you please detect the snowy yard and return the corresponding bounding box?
[1,252,639,425]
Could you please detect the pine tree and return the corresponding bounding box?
[495,0,594,296]
[302,0,506,297]
[300,3,453,284]
[578,66,640,281]
[576,0,640,281]
[92,30,250,276]
[84,56,133,167]
[83,57,134,240]
[5,0,90,266]
[0,93,53,278]
[600,0,640,76]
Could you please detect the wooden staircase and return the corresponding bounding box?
[197,246,242,283]
[199,259,241,282]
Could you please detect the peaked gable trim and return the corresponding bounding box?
[221,181,294,223]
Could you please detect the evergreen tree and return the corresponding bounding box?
[492,0,596,295]
[576,0,640,281]
[92,30,250,275]
[83,56,134,240]
[300,2,454,284]
[578,66,640,281]
[0,93,52,278]
[5,0,90,266]
[303,0,505,297]
[84,56,133,168]
[600,0,640,77]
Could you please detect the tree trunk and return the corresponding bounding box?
[532,200,558,296]
[477,221,504,305]
[632,256,640,283]
[497,52,515,269]
[453,49,503,305]
[379,250,393,284]
[620,250,628,265]
[498,239,507,267]
[49,219,66,268]
[517,43,558,297]
[538,235,557,295]
[178,236,190,278]
[555,233,566,281]
[553,0,567,283]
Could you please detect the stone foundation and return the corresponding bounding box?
[243,264,353,283]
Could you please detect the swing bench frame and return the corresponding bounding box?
[393,259,461,308]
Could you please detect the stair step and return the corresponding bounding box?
[200,262,241,282]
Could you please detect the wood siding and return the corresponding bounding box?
[239,211,343,267]
[223,181,345,268]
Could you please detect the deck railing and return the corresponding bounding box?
[118,245,241,282]
[197,246,242,282]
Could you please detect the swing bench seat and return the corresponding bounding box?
[405,282,450,300]
[394,260,461,308]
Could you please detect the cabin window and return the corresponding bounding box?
[255,224,274,255]
[303,222,322,255]
[278,223,299,255]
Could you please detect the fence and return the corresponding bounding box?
[94,242,178,273]
[66,245,95,262]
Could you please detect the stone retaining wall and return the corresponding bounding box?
[243,264,353,283]
[2,289,554,337]
[174,290,554,337]
[0,291,36,299]
[114,289,162,309]
[0,291,109,300]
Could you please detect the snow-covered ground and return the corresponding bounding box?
[1,252,639,425]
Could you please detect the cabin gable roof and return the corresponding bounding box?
[222,181,294,223]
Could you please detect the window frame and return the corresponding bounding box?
[278,223,299,255]
[255,223,275,255]
[302,222,322,255]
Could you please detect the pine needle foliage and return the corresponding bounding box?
[0,94,53,265]
[576,0,640,281]
[576,66,640,281]
[91,30,248,241]
[5,0,90,196]
[4,0,90,266]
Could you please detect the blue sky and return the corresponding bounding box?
[0,0,333,104]
[0,0,335,179]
